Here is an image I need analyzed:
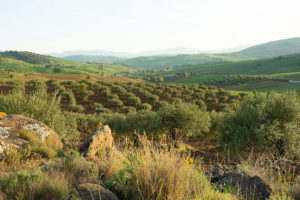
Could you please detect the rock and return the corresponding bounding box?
[205,166,239,182]
[79,125,113,159]
[76,183,118,200]
[0,115,63,159]
[206,167,272,200]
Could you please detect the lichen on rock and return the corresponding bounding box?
[0,127,11,139]
[23,123,51,141]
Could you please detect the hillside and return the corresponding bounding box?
[161,53,300,76]
[0,51,137,76]
[115,53,253,69]
[239,37,300,58]
[62,55,121,63]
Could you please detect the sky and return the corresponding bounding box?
[0,0,300,54]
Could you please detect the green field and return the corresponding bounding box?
[0,51,137,76]
[180,75,223,84]
[266,72,300,79]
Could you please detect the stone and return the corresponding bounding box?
[206,167,272,200]
[76,183,118,200]
[79,125,113,159]
[0,115,63,159]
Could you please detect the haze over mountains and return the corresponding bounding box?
[48,37,300,69]
[49,45,252,58]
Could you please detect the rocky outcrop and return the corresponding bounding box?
[76,183,118,200]
[0,115,63,158]
[206,167,272,200]
[79,125,113,159]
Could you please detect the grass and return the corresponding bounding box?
[266,72,300,79]
[160,53,300,76]
[116,52,252,69]
[223,79,300,93]
[0,52,137,76]
[180,75,223,84]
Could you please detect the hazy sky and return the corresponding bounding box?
[1,0,300,53]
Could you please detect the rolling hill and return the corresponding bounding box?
[114,37,300,69]
[114,53,253,69]
[161,53,300,76]
[62,55,121,63]
[239,37,300,58]
[0,51,137,76]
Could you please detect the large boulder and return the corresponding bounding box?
[79,125,113,159]
[206,167,272,200]
[0,114,63,158]
[76,183,118,200]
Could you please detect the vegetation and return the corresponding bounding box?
[0,78,299,199]
[0,51,137,76]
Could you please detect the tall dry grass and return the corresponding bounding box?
[103,135,237,200]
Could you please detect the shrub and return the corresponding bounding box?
[106,136,236,200]
[169,97,182,104]
[45,155,98,184]
[192,99,206,111]
[162,93,171,99]
[109,98,124,107]
[138,103,152,111]
[218,91,300,158]
[147,95,159,103]
[128,96,141,106]
[68,104,85,113]
[158,102,211,138]
[127,110,162,137]
[0,170,69,200]
[121,106,136,114]
[0,91,80,144]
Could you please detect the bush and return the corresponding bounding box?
[128,96,141,106]
[158,102,211,138]
[138,103,152,111]
[0,170,69,200]
[121,106,136,114]
[68,104,85,113]
[109,98,124,107]
[147,95,159,103]
[218,91,300,158]
[0,91,80,145]
[127,110,162,136]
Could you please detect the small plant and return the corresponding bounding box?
[213,183,237,194]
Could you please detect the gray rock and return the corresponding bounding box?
[79,125,113,159]
[0,115,63,159]
[206,167,272,200]
[76,183,118,200]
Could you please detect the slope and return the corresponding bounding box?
[239,37,300,58]
[0,51,137,76]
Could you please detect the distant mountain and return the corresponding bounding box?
[49,47,204,58]
[48,45,252,59]
[239,37,300,58]
[209,44,253,53]
[62,55,121,63]
[137,47,203,56]
[48,50,133,58]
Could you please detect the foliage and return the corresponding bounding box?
[0,91,80,144]
[0,170,69,200]
[218,91,300,158]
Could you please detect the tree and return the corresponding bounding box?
[183,72,189,79]
[218,91,300,158]
[158,102,210,139]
